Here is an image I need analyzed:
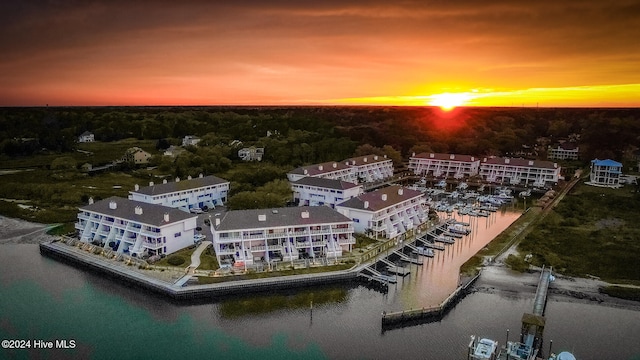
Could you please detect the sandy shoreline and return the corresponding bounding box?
[473,262,640,312]
[0,216,59,244]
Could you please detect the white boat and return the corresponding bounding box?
[448,224,471,235]
[468,336,499,360]
[412,246,434,257]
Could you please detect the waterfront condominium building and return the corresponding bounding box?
[287,154,395,184]
[75,196,198,257]
[344,154,394,183]
[291,177,363,208]
[408,152,480,179]
[479,157,561,188]
[128,174,230,211]
[287,161,357,183]
[336,185,428,240]
[547,143,580,160]
[588,159,623,187]
[209,206,355,267]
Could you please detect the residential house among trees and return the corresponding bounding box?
[122,147,152,164]
[479,157,561,188]
[78,131,94,143]
[291,177,363,208]
[129,174,230,211]
[548,143,580,160]
[208,206,355,268]
[408,152,480,179]
[238,146,264,161]
[76,196,199,257]
[336,185,427,240]
[588,159,623,188]
[182,135,201,147]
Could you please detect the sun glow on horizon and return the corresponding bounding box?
[428,92,472,111]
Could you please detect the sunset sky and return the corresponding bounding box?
[1,1,639,107]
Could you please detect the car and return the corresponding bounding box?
[190,207,203,214]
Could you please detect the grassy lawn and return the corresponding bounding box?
[154,246,197,268]
[198,246,219,270]
[197,263,353,284]
[353,233,381,249]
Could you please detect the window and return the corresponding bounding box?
[174,232,181,237]
[353,218,360,223]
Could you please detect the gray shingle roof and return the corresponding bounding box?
[132,175,229,196]
[482,157,558,169]
[289,161,352,176]
[336,185,423,212]
[412,152,478,162]
[214,206,352,231]
[291,176,360,190]
[80,196,197,227]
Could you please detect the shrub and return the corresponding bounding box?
[167,255,186,266]
[505,254,530,273]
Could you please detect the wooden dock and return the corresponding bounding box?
[381,271,482,329]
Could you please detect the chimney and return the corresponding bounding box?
[412,152,416,157]
[333,162,337,168]
[529,160,534,166]
[374,155,378,160]
[398,188,404,195]
[149,181,154,186]
[215,218,220,226]
[301,211,310,219]
[109,200,117,209]
[258,214,267,221]
[364,157,368,162]
[381,194,387,201]
[483,157,487,162]
[505,158,510,164]
[88,197,94,205]
[134,184,139,191]
[554,163,558,168]
[187,175,192,180]
[163,213,170,222]
[471,157,475,161]
[384,154,387,158]
[304,169,308,175]
[352,160,356,165]
[364,201,369,209]
[319,165,323,171]
[163,179,168,184]
[430,153,434,158]
[199,173,203,178]
[175,177,180,182]
[450,154,455,160]
[134,206,143,215]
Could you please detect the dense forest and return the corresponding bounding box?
[2,106,639,164]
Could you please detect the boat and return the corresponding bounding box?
[448,224,471,235]
[468,336,499,360]
[434,234,455,244]
[412,246,434,257]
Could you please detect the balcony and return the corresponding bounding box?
[266,232,286,239]
[143,241,163,249]
[216,247,236,255]
[251,244,283,252]
[331,225,354,233]
[78,213,90,221]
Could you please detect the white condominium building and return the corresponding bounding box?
[589,159,622,187]
[344,154,394,183]
[209,207,355,267]
[409,153,480,179]
[336,185,428,240]
[287,154,395,184]
[287,161,357,183]
[75,197,198,257]
[129,174,230,211]
[548,143,579,160]
[479,157,561,187]
[291,177,363,208]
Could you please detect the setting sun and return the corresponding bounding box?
[429,93,471,111]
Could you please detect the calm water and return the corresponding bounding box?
[2,211,640,360]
